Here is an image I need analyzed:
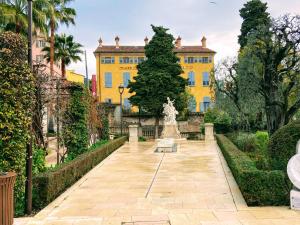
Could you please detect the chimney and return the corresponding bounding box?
[144,36,149,45]
[201,36,207,48]
[98,37,103,47]
[176,36,182,48]
[115,36,120,48]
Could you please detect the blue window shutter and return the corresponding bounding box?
[123,72,130,88]
[203,96,211,111]
[105,72,112,88]
[200,102,204,112]
[188,96,196,112]
[203,72,210,86]
[188,71,195,86]
[204,96,211,102]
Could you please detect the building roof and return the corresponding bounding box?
[94,45,216,54]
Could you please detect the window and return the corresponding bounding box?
[202,57,209,63]
[198,57,203,63]
[104,72,112,88]
[203,96,211,111]
[188,71,195,86]
[36,40,46,48]
[184,57,194,63]
[188,96,196,112]
[124,98,131,110]
[134,57,138,64]
[105,98,112,104]
[123,72,130,88]
[203,72,210,86]
[36,55,44,62]
[101,57,115,64]
[138,57,145,63]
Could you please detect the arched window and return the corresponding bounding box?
[188,71,195,86]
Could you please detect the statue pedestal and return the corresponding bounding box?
[156,138,177,153]
[291,189,300,210]
[161,124,181,139]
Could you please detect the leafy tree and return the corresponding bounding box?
[241,15,300,134]
[0,31,35,215]
[0,0,48,34]
[43,33,83,77]
[212,57,266,131]
[128,25,187,138]
[238,0,271,49]
[44,0,76,76]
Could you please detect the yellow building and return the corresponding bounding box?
[94,36,215,112]
[66,70,85,84]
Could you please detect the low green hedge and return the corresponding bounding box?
[216,134,289,206]
[32,136,127,210]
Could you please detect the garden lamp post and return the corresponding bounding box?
[25,0,33,215]
[118,84,125,135]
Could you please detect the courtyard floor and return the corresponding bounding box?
[15,140,300,225]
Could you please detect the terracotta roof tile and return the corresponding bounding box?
[94,45,216,54]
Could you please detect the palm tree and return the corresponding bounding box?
[0,0,48,34]
[45,0,76,77]
[43,33,83,78]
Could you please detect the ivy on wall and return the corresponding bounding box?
[63,83,89,160]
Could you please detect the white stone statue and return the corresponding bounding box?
[287,140,300,210]
[163,97,178,125]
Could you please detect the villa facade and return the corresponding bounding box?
[94,36,216,112]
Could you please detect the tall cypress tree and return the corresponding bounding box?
[128,25,187,138]
[238,0,271,49]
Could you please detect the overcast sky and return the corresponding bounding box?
[60,0,300,77]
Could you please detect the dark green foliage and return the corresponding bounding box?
[63,83,89,160]
[128,25,187,117]
[204,108,232,133]
[32,137,127,210]
[238,0,271,48]
[268,121,300,171]
[88,139,108,151]
[100,114,109,140]
[216,134,289,206]
[0,31,35,215]
[138,136,147,142]
[32,146,46,176]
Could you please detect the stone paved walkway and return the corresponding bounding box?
[16,140,300,225]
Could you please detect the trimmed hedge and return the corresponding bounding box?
[216,134,289,206]
[32,136,127,209]
[268,121,300,171]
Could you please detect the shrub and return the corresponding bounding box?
[32,136,127,210]
[204,108,232,133]
[229,132,257,152]
[32,146,46,176]
[216,134,289,206]
[268,121,300,171]
[0,32,35,215]
[138,136,147,142]
[255,131,269,152]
